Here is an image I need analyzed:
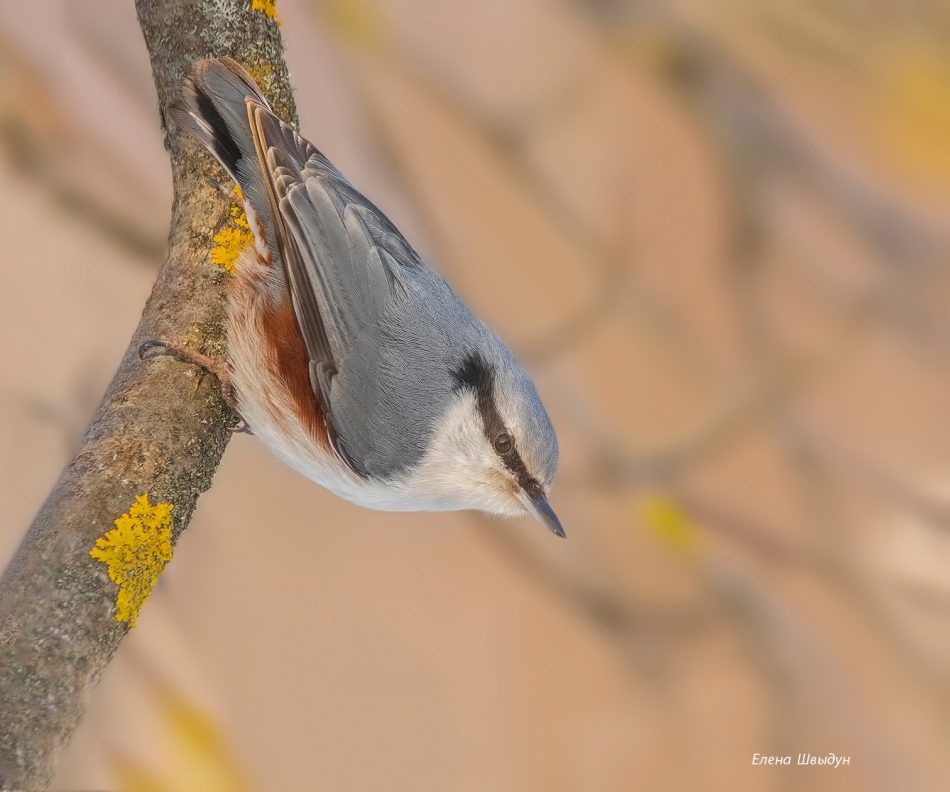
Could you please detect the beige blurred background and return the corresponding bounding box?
[3,0,950,790]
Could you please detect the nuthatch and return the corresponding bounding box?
[144,58,563,536]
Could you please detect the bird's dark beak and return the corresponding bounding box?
[517,486,566,538]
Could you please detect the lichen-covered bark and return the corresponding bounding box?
[0,2,296,788]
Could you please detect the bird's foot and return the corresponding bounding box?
[139,339,251,434]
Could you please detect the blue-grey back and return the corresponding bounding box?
[323,237,496,478]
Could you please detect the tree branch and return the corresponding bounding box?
[0,2,296,788]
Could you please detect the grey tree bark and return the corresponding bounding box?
[0,2,297,788]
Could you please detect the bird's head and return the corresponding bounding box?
[412,349,562,536]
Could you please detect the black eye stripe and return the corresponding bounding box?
[451,353,542,492]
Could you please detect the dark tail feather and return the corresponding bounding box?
[169,58,266,181]
[169,58,281,262]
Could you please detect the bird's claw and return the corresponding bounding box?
[139,337,251,434]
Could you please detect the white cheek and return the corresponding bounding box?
[400,396,523,515]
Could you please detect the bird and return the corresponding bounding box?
[144,57,563,537]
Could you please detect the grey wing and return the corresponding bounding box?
[252,109,450,477]
[248,106,337,371]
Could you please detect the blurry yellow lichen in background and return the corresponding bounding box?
[89,495,174,628]
[637,494,701,558]
[251,0,280,26]
[710,1,950,192]
[324,0,386,50]
[210,187,253,274]
[113,691,250,792]
[875,40,950,187]
[114,761,166,792]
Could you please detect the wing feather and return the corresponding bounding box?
[245,105,429,474]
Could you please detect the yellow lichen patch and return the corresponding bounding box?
[210,187,253,274]
[252,0,280,25]
[636,493,701,558]
[90,494,174,628]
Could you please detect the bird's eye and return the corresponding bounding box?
[493,432,513,455]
